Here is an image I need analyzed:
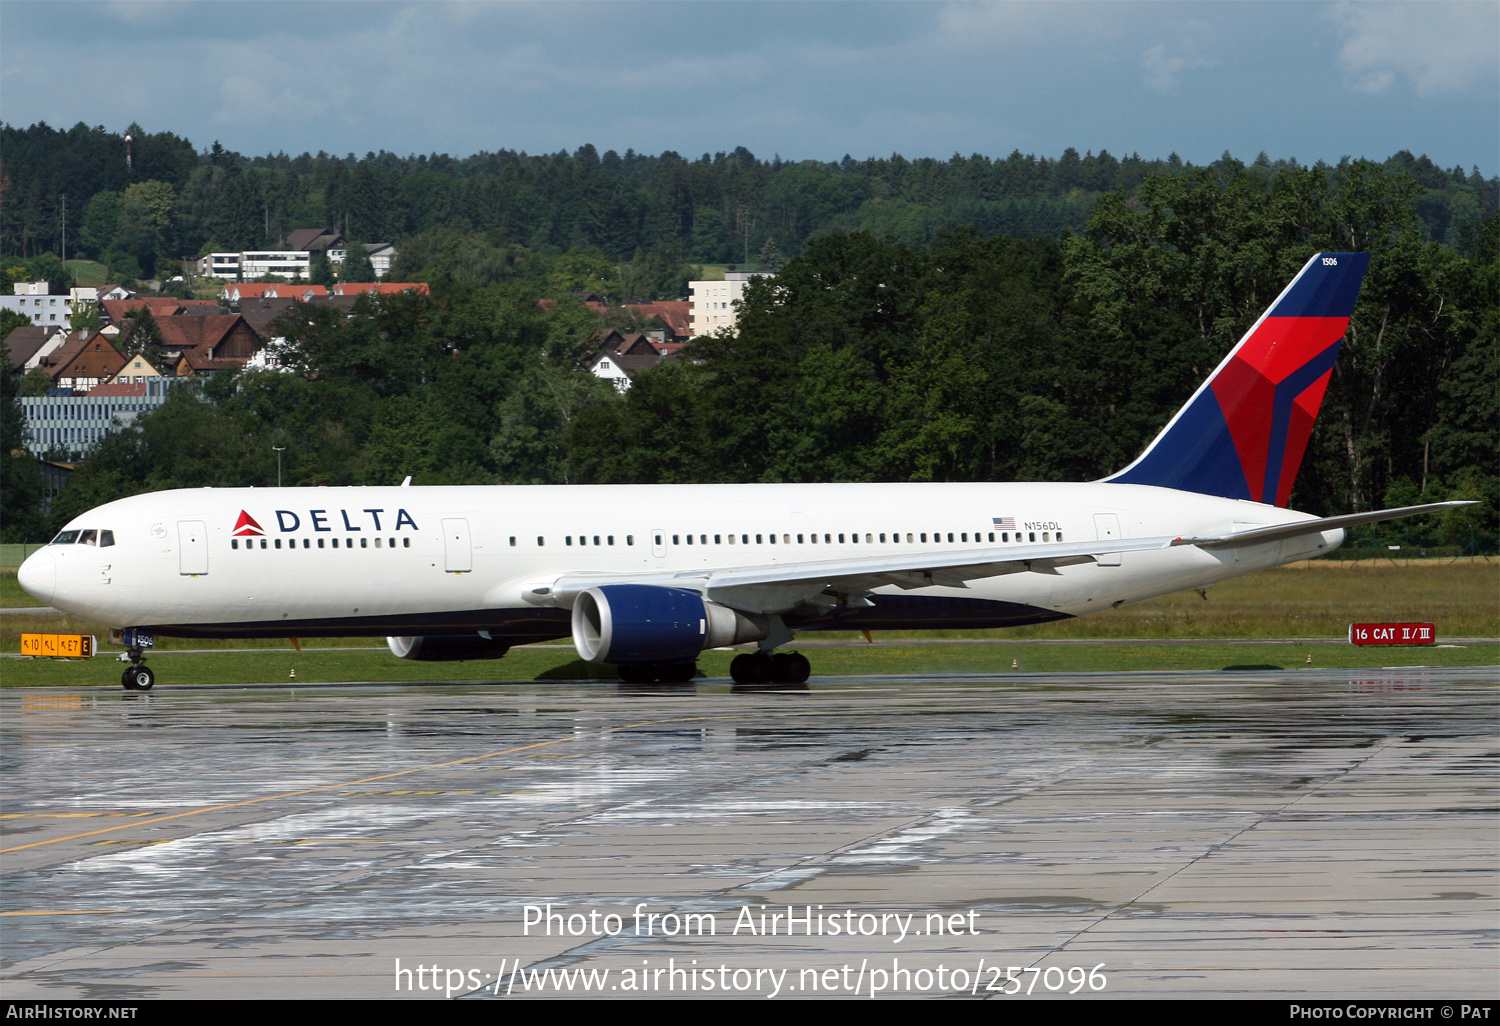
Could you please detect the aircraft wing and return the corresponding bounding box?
[1171,501,1477,550]
[542,535,1178,615]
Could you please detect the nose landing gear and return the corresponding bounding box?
[112,630,156,691]
[120,663,155,691]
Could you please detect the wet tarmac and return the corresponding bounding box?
[1,668,1495,1000]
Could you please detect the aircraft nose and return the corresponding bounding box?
[17,549,55,607]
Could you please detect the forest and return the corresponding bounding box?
[0,123,1495,549]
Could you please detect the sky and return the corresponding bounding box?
[2,0,1496,174]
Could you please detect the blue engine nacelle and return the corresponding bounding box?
[571,585,768,664]
[386,634,512,661]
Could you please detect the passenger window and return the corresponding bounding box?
[685,535,692,545]
[627,535,635,546]
[361,538,368,548]
[232,539,238,550]
[1029,532,1036,542]
[261,539,267,549]
[275,539,282,549]
[318,538,325,548]
[700,535,706,545]
[1057,531,1064,541]
[673,535,680,545]
[865,533,873,543]
[508,537,515,547]
[537,537,544,546]
[714,535,721,544]
[797,534,804,544]
[404,538,411,548]
[906,533,913,543]
[879,533,886,543]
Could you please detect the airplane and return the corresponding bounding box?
[17,251,1469,691]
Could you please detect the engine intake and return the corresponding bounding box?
[571,585,767,664]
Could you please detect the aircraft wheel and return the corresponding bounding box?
[730,652,774,684]
[772,652,811,684]
[618,663,658,684]
[658,661,697,683]
[121,665,155,692]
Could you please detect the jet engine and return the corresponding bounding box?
[571,584,767,664]
[386,634,512,661]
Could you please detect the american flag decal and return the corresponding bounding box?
[993,517,1016,530]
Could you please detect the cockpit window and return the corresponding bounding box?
[100,530,115,547]
[79,530,97,546]
[50,531,80,545]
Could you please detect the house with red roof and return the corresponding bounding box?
[332,282,430,297]
[33,333,128,392]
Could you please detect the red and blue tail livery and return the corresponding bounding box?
[1105,252,1371,506]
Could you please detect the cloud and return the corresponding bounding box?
[1332,0,1499,97]
[1140,21,1217,95]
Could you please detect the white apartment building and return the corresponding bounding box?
[2,285,99,327]
[196,253,243,280]
[688,269,774,337]
[238,251,310,281]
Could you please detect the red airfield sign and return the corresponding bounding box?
[1349,623,1436,645]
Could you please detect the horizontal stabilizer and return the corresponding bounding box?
[1171,501,1477,550]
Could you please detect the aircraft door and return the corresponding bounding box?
[1093,513,1122,567]
[651,529,667,559]
[442,519,472,573]
[178,521,209,575]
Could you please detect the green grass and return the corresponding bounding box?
[3,641,1495,689]
[64,260,110,288]
[1,569,33,609]
[4,559,1494,686]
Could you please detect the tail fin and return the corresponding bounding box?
[1104,251,1371,506]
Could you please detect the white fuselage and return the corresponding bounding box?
[19,482,1341,641]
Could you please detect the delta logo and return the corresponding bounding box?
[232,511,265,537]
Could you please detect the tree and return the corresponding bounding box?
[309,252,336,287]
[0,341,48,540]
[341,241,376,282]
[69,301,100,333]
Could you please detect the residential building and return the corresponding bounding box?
[20,378,175,458]
[31,333,128,392]
[332,282,429,297]
[239,250,311,281]
[2,284,99,328]
[196,253,243,280]
[688,270,774,337]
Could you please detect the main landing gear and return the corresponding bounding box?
[729,651,811,685]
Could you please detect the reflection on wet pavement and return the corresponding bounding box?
[1,668,1495,999]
